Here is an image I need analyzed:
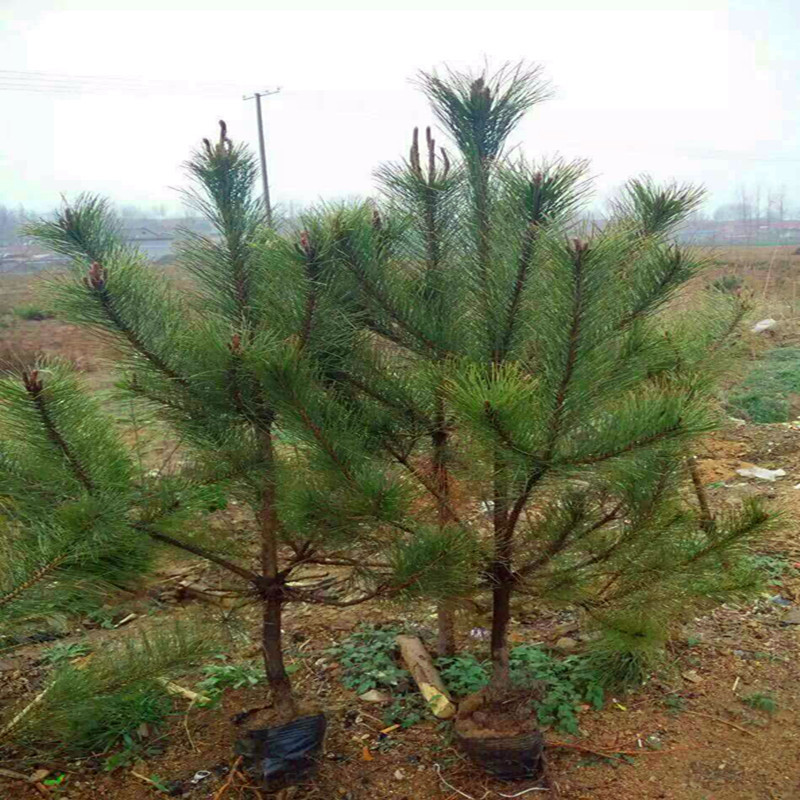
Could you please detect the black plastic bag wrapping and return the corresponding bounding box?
[235,713,327,791]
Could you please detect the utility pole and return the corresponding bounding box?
[244,88,280,228]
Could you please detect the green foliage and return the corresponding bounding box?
[727,347,800,423]
[13,305,54,321]
[439,646,604,735]
[747,552,797,586]
[42,640,92,664]
[82,683,172,758]
[418,63,551,165]
[382,693,427,729]
[4,623,217,759]
[663,694,686,714]
[741,691,778,714]
[437,654,489,697]
[196,657,263,697]
[708,275,743,295]
[585,614,668,689]
[327,626,410,695]
[0,359,153,621]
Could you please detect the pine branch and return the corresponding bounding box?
[0,552,68,610]
[567,421,683,466]
[142,528,259,585]
[496,220,538,361]
[551,239,587,433]
[85,263,187,386]
[516,502,623,578]
[384,440,463,525]
[22,370,94,493]
[708,300,748,354]
[341,257,442,355]
[687,456,715,532]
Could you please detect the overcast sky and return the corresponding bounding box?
[1,0,798,216]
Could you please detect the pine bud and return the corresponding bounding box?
[22,369,43,395]
[410,127,422,178]
[299,231,312,256]
[85,261,107,291]
[572,238,589,255]
[426,127,436,182]
[229,333,242,354]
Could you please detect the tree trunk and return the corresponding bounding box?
[436,601,456,658]
[687,456,715,533]
[489,575,512,695]
[261,586,296,721]
[489,459,513,697]
[258,429,297,722]
[432,395,456,657]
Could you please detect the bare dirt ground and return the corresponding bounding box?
[2,249,800,799]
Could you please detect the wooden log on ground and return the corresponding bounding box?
[396,634,456,719]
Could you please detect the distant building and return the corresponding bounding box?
[676,219,800,245]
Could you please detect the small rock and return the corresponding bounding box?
[554,636,579,653]
[769,595,792,607]
[682,670,703,684]
[782,608,800,625]
[736,466,786,482]
[358,689,391,704]
[394,769,406,780]
[751,318,777,333]
[29,769,50,783]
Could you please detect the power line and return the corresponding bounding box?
[0,69,248,96]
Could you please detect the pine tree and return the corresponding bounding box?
[6,122,470,721]
[309,64,768,705]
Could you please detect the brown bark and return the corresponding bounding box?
[432,393,456,657]
[436,602,456,658]
[687,456,715,532]
[261,587,295,721]
[489,459,513,697]
[489,569,513,695]
[258,430,297,721]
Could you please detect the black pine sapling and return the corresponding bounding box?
[11,122,472,721]
[314,64,768,707]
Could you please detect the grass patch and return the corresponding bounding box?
[6,623,218,763]
[727,347,800,422]
[741,691,778,714]
[13,304,54,321]
[42,640,92,665]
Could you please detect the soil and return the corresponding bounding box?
[455,687,544,738]
[3,256,800,799]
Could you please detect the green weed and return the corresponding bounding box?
[663,695,686,714]
[13,304,54,321]
[327,626,410,695]
[196,657,263,696]
[747,553,798,586]
[741,691,778,714]
[42,641,92,665]
[708,275,743,295]
[436,654,489,697]
[439,646,604,735]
